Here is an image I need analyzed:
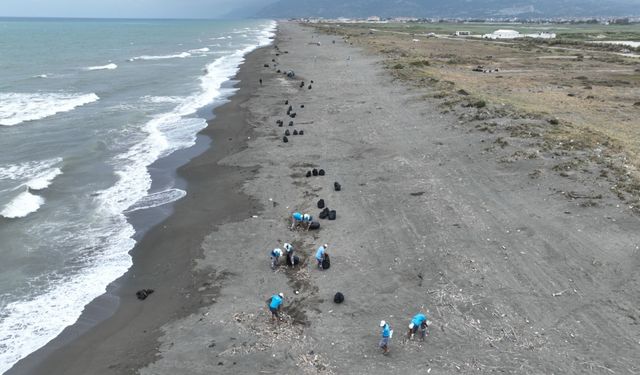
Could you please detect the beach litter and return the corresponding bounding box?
[136,288,154,300]
[218,310,332,373]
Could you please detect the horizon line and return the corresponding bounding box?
[0,15,266,21]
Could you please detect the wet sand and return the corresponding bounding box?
[10,22,640,374]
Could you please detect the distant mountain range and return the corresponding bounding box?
[255,0,639,19]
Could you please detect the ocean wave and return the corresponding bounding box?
[157,117,207,158]
[0,221,133,371]
[33,74,48,78]
[188,47,210,53]
[99,20,277,219]
[141,95,186,104]
[0,190,45,218]
[0,157,63,182]
[124,188,186,213]
[85,63,118,71]
[129,52,191,61]
[26,168,62,190]
[0,158,62,218]
[0,92,99,126]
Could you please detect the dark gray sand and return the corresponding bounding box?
[12,23,640,374]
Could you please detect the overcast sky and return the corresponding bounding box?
[0,0,272,19]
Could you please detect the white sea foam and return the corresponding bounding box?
[0,221,133,371]
[101,20,276,220]
[130,52,191,61]
[33,74,48,78]
[86,63,118,71]
[188,47,210,53]
[0,92,99,126]
[0,190,45,218]
[157,117,208,158]
[0,158,62,218]
[141,95,186,104]
[0,157,63,183]
[124,188,186,213]
[26,168,62,190]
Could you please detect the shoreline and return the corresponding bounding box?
[6,40,273,375]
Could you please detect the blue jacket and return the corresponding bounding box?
[411,313,427,327]
[315,246,325,261]
[269,295,283,309]
[381,323,391,338]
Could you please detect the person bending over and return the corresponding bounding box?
[270,248,283,269]
[284,242,295,266]
[269,292,284,323]
[315,244,328,269]
[407,313,428,340]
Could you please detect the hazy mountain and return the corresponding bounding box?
[256,0,639,19]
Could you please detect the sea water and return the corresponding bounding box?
[0,17,275,373]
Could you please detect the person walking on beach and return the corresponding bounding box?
[270,248,283,269]
[407,313,429,341]
[284,242,295,266]
[379,320,392,355]
[269,293,284,323]
[315,244,328,269]
[259,78,262,86]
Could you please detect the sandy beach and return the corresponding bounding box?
[10,22,640,374]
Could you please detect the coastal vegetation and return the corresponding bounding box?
[313,22,640,208]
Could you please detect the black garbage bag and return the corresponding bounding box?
[328,210,336,220]
[287,255,300,266]
[317,199,325,209]
[334,292,344,304]
[136,289,154,300]
[322,253,330,270]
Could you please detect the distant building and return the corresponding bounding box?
[482,29,556,39]
[392,17,419,23]
[455,31,471,36]
[483,29,521,39]
[524,32,556,39]
[367,16,381,22]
